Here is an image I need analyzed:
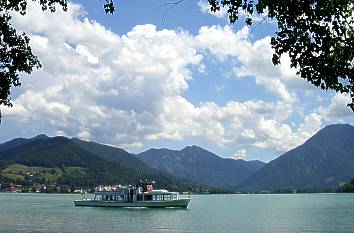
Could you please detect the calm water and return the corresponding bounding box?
[1,193,354,233]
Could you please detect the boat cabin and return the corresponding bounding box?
[92,181,180,203]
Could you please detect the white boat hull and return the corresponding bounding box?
[74,198,190,208]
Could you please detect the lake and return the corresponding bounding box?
[1,193,354,232]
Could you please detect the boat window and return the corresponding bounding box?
[116,195,123,201]
[145,195,153,201]
[112,195,123,201]
[137,195,143,201]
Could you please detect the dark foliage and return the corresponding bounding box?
[0,0,112,119]
[337,183,354,192]
[0,1,69,116]
[0,173,12,185]
[0,160,10,170]
[57,169,95,187]
[0,14,40,107]
[208,0,354,110]
[1,0,353,122]
[104,0,115,14]
[337,177,354,192]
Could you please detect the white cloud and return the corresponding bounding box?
[232,149,247,160]
[194,25,316,104]
[317,93,353,122]
[198,0,228,18]
[3,1,348,157]
[75,45,99,64]
[6,2,203,150]
[252,112,322,151]
[78,129,91,140]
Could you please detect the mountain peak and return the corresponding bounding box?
[320,123,354,132]
[32,134,49,140]
[239,123,354,191]
[182,145,205,151]
[304,123,354,146]
[138,145,265,189]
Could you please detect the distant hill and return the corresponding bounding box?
[137,145,265,189]
[71,138,150,170]
[0,134,48,154]
[239,124,354,191]
[71,138,180,181]
[0,136,173,188]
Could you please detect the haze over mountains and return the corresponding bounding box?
[1,124,354,191]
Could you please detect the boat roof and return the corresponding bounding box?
[94,189,178,195]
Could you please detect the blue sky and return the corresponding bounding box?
[0,0,353,162]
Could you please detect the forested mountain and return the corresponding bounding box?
[71,138,149,170]
[239,124,354,191]
[137,145,265,189]
[0,136,174,188]
[3,123,352,192]
[0,134,48,154]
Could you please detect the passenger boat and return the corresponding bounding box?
[74,180,191,208]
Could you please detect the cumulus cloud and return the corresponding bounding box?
[232,149,247,160]
[194,25,317,104]
[2,1,350,156]
[317,93,353,122]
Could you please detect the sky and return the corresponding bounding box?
[0,0,353,162]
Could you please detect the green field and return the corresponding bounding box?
[1,164,85,183]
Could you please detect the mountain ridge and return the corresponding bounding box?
[137,145,265,189]
[239,124,354,191]
[2,123,353,191]
[0,136,176,188]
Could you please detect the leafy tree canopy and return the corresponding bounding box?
[0,0,353,122]
[0,0,113,120]
[208,0,354,110]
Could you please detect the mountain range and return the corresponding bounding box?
[0,134,263,190]
[137,146,264,189]
[1,123,354,191]
[0,135,174,188]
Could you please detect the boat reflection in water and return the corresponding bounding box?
[74,180,191,208]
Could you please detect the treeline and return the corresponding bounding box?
[0,138,183,190]
[0,162,203,193]
[337,179,354,193]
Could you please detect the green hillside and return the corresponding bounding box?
[239,124,354,191]
[0,137,175,190]
[0,136,209,193]
[137,145,265,189]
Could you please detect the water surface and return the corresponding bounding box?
[1,193,353,232]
